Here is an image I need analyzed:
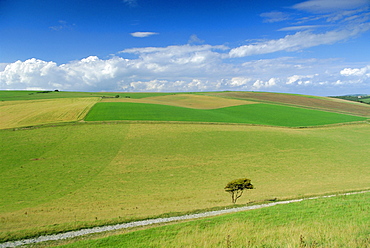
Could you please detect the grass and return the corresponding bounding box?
[1,90,369,244]
[0,97,99,129]
[54,192,370,247]
[84,102,367,127]
[1,123,370,242]
[0,90,187,101]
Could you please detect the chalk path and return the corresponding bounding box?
[1,191,368,248]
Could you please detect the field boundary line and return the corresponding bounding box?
[82,119,369,129]
[1,190,369,248]
[2,117,368,131]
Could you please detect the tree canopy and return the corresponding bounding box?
[224,178,253,204]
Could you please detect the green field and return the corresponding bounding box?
[1,90,369,245]
[1,123,370,242]
[85,102,366,127]
[0,90,185,101]
[58,192,370,248]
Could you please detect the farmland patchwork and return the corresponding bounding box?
[0,91,369,244]
[85,102,366,127]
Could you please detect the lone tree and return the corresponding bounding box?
[224,178,253,204]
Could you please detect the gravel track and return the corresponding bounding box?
[1,191,368,248]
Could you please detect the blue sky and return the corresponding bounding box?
[1,0,370,96]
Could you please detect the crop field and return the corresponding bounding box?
[57,192,370,248]
[1,122,370,242]
[213,91,370,117]
[101,93,254,109]
[85,102,366,127]
[1,90,369,245]
[0,97,99,129]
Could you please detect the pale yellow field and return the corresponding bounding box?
[101,94,255,109]
[0,97,99,129]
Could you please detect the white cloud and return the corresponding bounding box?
[1,45,369,96]
[340,66,370,76]
[229,24,370,58]
[286,1,370,25]
[260,11,290,23]
[120,44,229,76]
[278,25,327,31]
[0,56,130,91]
[0,58,58,86]
[334,80,344,85]
[286,74,316,85]
[228,77,253,87]
[130,32,158,38]
[292,0,369,13]
[326,7,370,22]
[123,79,222,92]
[252,78,278,90]
[121,44,228,55]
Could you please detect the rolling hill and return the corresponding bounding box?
[0,90,369,244]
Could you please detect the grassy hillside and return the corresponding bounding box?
[1,123,369,242]
[1,90,369,244]
[58,192,370,248]
[1,91,369,129]
[0,90,183,101]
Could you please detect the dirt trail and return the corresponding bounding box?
[1,191,369,248]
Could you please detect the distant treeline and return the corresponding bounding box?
[29,90,59,94]
[331,94,370,104]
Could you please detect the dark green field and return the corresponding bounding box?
[85,102,366,127]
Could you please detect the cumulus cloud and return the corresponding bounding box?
[286,74,316,85]
[340,65,370,77]
[120,44,229,76]
[0,58,58,88]
[130,32,158,38]
[229,24,370,58]
[1,41,369,96]
[228,77,253,87]
[0,56,131,91]
[252,78,278,89]
[0,45,230,92]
